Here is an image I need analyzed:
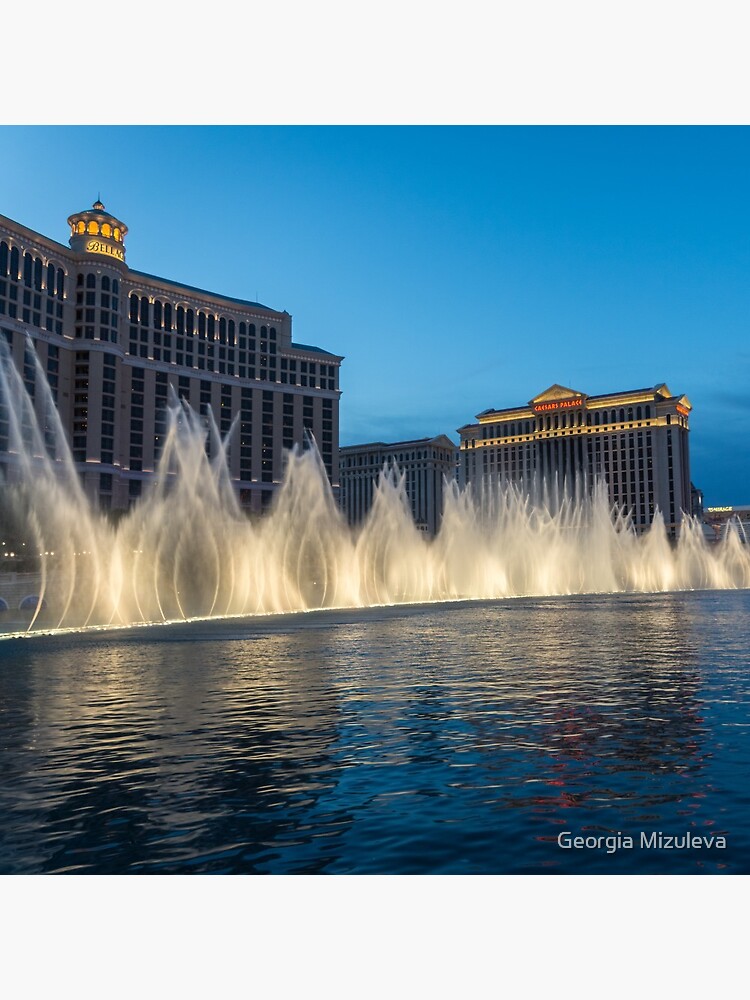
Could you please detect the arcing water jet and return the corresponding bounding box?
[1,336,749,634]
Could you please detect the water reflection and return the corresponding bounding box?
[0,591,748,874]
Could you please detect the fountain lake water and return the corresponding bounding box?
[1,334,749,635]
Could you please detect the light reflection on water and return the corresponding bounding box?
[0,590,748,874]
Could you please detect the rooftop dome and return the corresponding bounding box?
[68,198,128,263]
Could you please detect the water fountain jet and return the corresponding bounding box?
[2,336,749,635]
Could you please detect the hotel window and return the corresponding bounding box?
[200,379,212,413]
[72,351,90,462]
[154,372,169,460]
[130,367,145,470]
[261,390,274,481]
[220,383,233,438]
[240,387,253,479]
[44,263,55,297]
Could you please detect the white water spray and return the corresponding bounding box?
[1,335,749,633]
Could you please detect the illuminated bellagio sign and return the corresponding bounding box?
[86,239,124,261]
[533,397,584,413]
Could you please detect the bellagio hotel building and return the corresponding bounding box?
[0,201,342,512]
[458,383,693,535]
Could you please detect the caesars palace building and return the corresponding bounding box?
[0,201,342,513]
[458,383,693,535]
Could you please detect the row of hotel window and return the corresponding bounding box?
[75,273,120,342]
[69,353,334,478]
[126,323,337,386]
[466,435,659,524]
[0,249,290,350]
[478,404,677,439]
[128,294,274,346]
[0,250,290,347]
[1,251,339,388]
[0,244,66,334]
[0,244,66,296]
[343,450,456,468]
[0,249,298,352]
[480,433,656,470]
[0,332,59,456]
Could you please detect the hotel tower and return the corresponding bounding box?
[0,201,343,513]
[339,435,457,535]
[458,383,693,535]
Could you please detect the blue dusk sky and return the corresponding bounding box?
[1,125,748,504]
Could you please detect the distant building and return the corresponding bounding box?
[704,505,750,539]
[691,483,704,520]
[339,436,457,534]
[458,383,693,535]
[0,200,343,513]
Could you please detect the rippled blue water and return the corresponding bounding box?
[1,591,749,874]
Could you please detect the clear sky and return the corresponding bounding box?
[1,125,748,504]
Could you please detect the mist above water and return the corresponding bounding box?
[1,335,749,633]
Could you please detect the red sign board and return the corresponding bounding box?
[533,397,584,413]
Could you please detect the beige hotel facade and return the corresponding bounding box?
[0,201,342,513]
[458,383,693,535]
